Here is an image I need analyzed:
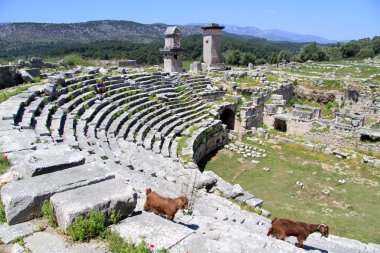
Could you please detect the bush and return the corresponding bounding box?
[357,48,375,59]
[63,54,90,66]
[341,42,360,58]
[109,209,122,225]
[41,200,57,227]
[299,42,328,62]
[106,231,168,253]
[67,211,106,242]
[0,200,6,223]
[0,154,11,175]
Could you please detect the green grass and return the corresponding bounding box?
[41,200,57,227]
[0,83,44,103]
[266,74,280,82]
[106,231,168,253]
[235,76,262,88]
[203,140,380,243]
[67,211,107,242]
[0,57,17,65]
[0,154,11,175]
[0,200,5,223]
[63,54,92,66]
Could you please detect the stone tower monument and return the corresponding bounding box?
[201,23,225,69]
[160,26,183,73]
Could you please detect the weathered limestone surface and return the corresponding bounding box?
[1,163,114,224]
[0,220,40,244]
[0,130,37,153]
[50,178,137,230]
[111,212,195,249]
[24,232,109,253]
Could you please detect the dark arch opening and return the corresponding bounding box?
[220,108,235,130]
[360,134,380,142]
[274,118,287,132]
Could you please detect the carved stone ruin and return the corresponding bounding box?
[160,26,183,73]
[201,23,225,70]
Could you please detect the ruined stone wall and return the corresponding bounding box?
[340,89,379,118]
[295,85,335,103]
[0,65,20,88]
[304,132,380,153]
[192,122,228,163]
[287,119,313,136]
[274,83,294,102]
[263,115,275,129]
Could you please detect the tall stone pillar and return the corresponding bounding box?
[201,23,225,69]
[159,26,183,73]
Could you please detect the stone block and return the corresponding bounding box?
[1,163,114,225]
[25,153,85,177]
[111,212,194,249]
[246,198,264,208]
[24,232,109,253]
[19,69,33,82]
[0,220,40,244]
[50,178,137,230]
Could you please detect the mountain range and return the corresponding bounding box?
[0,20,335,52]
[223,25,336,44]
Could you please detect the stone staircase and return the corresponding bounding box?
[0,72,379,253]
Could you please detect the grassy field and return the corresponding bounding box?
[234,76,262,88]
[202,139,380,244]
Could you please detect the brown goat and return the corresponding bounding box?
[143,188,189,221]
[267,217,329,248]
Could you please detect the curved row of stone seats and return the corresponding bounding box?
[71,87,142,135]
[32,75,126,140]
[142,105,202,152]
[167,114,212,162]
[154,109,210,155]
[75,95,148,156]
[70,75,175,161]
[120,104,164,142]
[1,88,42,125]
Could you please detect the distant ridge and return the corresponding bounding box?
[186,23,336,44]
[0,20,202,51]
[0,20,335,53]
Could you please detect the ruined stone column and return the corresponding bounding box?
[159,26,183,73]
[201,23,225,70]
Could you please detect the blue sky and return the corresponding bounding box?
[0,0,379,41]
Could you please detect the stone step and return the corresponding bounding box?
[50,178,137,230]
[33,104,55,137]
[92,95,147,131]
[100,100,155,133]
[1,162,114,225]
[130,106,167,140]
[24,231,109,253]
[24,152,85,177]
[161,114,209,158]
[80,87,140,122]
[111,212,194,250]
[135,109,173,145]
[110,103,162,138]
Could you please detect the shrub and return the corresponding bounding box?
[63,54,90,66]
[67,211,106,242]
[357,48,375,59]
[41,200,57,227]
[109,209,122,225]
[0,154,11,175]
[0,200,6,223]
[106,231,167,253]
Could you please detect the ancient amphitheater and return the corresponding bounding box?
[0,26,379,253]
